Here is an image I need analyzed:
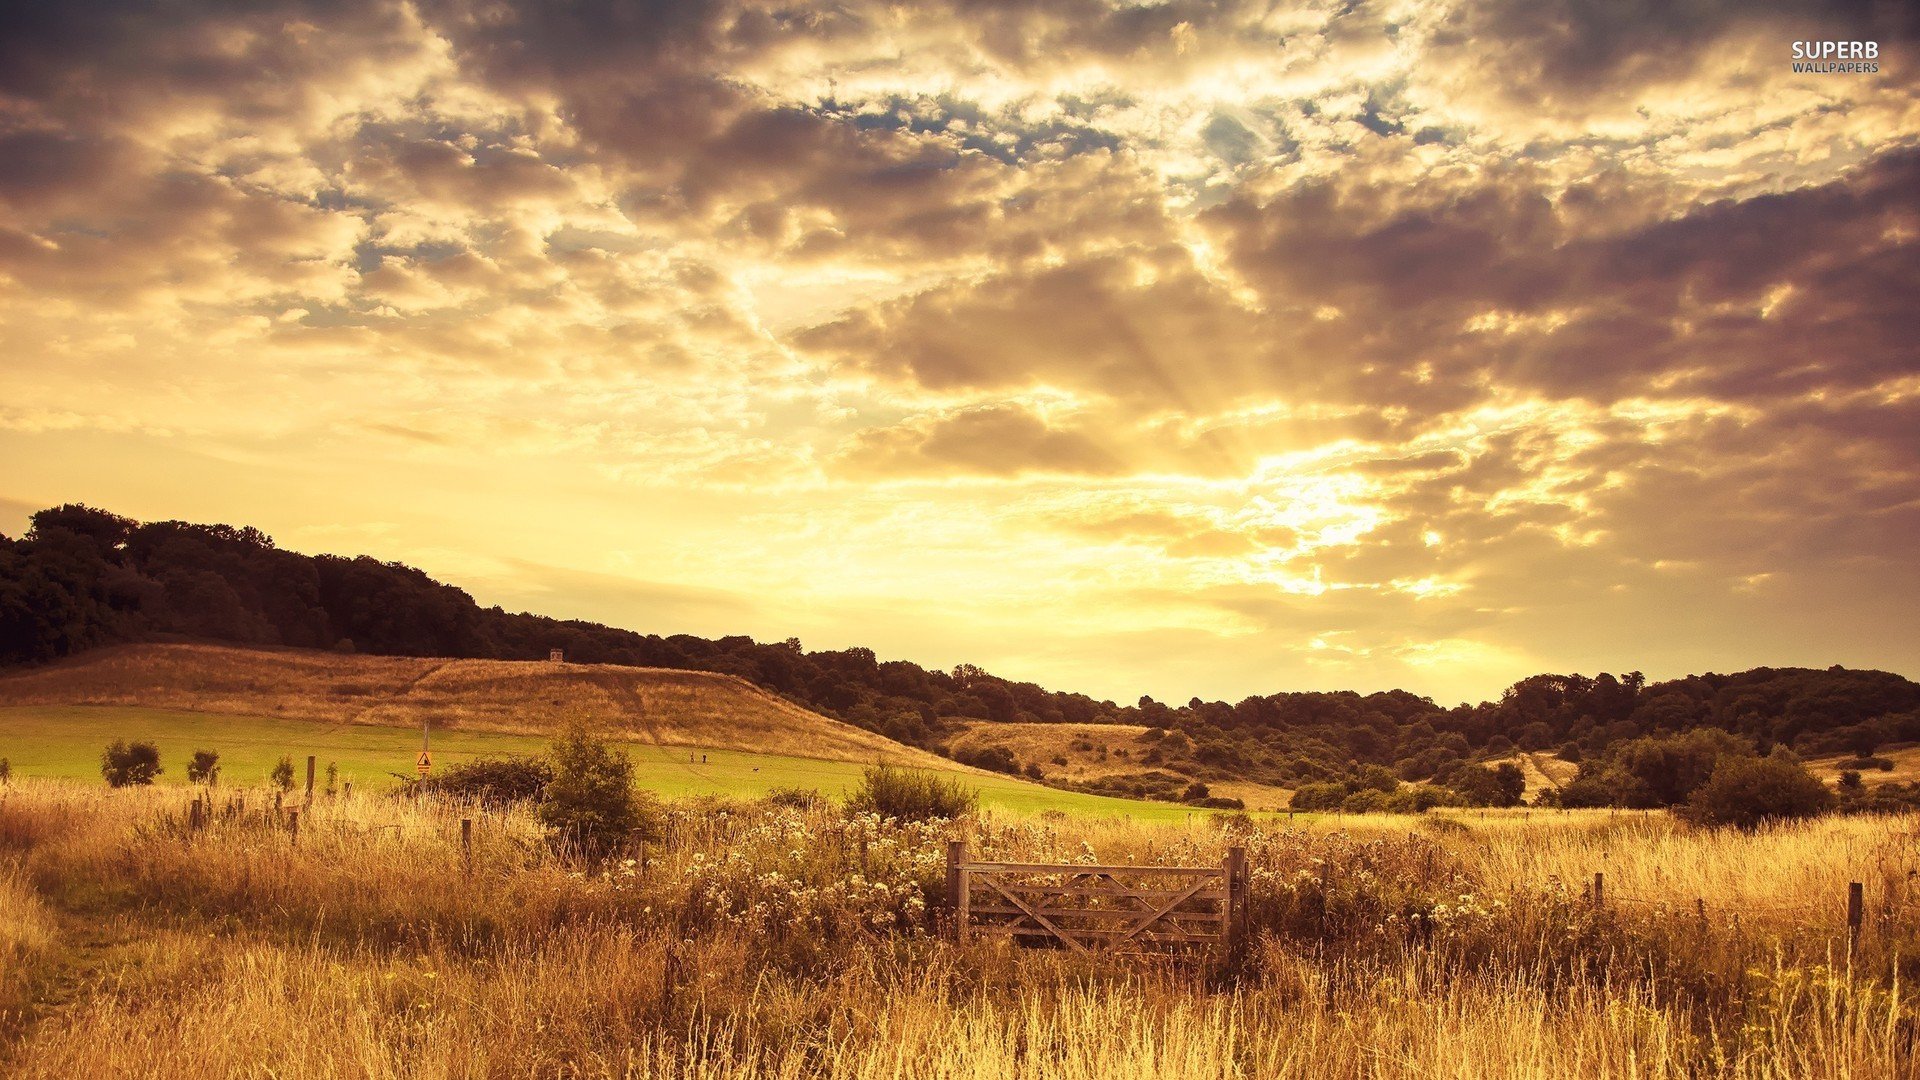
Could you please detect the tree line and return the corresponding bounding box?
[5,504,1918,810]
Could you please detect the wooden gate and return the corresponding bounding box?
[945,841,1247,956]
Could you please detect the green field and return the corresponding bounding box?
[0,705,1219,822]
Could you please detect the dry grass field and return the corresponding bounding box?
[0,778,1913,1078]
[0,644,953,767]
[1808,744,1920,786]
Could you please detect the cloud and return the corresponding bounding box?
[836,403,1123,478]
[2,0,1917,701]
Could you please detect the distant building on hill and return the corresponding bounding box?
[549,648,565,663]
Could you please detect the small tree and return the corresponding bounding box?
[101,740,163,787]
[270,756,294,792]
[186,749,220,784]
[1688,749,1834,829]
[324,761,339,798]
[1491,762,1527,807]
[539,727,646,857]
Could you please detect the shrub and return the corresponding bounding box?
[1385,784,1452,813]
[952,744,1018,774]
[1340,788,1390,813]
[1839,770,1864,793]
[1688,749,1835,829]
[1835,756,1895,772]
[427,755,554,806]
[101,740,162,787]
[539,727,649,857]
[1192,795,1245,810]
[1446,763,1526,807]
[186,749,220,784]
[1289,782,1349,811]
[764,787,823,811]
[0,758,9,785]
[846,765,977,822]
[1181,781,1211,803]
[269,756,294,791]
[1356,765,1400,793]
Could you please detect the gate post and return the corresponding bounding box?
[947,840,968,942]
[1225,846,1248,958]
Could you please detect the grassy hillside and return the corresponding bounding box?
[0,643,956,767]
[0,703,1221,823]
[1807,744,1920,786]
[949,720,1294,811]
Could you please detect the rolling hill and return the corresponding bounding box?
[0,643,958,769]
[0,644,1238,820]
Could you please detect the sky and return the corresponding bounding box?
[1,0,1917,707]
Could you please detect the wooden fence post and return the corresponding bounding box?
[305,756,316,802]
[462,817,473,875]
[1225,845,1248,960]
[288,807,300,847]
[1848,881,1864,949]
[1592,872,1604,907]
[947,840,968,942]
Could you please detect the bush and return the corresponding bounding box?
[270,756,294,791]
[1181,781,1211,803]
[427,755,554,806]
[101,740,162,787]
[1192,796,1245,810]
[539,727,650,857]
[0,757,9,785]
[1289,782,1348,811]
[1835,756,1895,772]
[764,787,824,811]
[846,764,977,822]
[186,749,219,785]
[1385,784,1452,813]
[1446,763,1526,807]
[952,744,1018,774]
[1340,788,1390,813]
[1688,750,1835,829]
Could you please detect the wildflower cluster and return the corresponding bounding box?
[606,804,948,942]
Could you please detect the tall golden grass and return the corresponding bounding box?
[0,780,1914,1077]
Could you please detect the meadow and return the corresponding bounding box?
[0,776,1914,1078]
[0,704,1211,822]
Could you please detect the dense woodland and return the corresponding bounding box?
[5,505,1918,812]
